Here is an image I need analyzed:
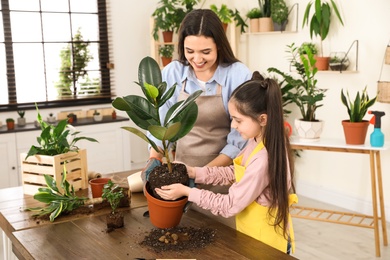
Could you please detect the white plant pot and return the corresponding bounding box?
[93,114,103,121]
[294,119,324,141]
[17,117,26,126]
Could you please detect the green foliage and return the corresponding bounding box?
[158,45,175,58]
[258,0,271,18]
[56,28,94,96]
[268,43,327,121]
[152,0,200,41]
[341,86,377,122]
[246,7,262,19]
[271,0,289,24]
[102,180,124,213]
[25,104,98,159]
[112,56,202,173]
[298,42,318,55]
[6,118,14,123]
[210,4,248,33]
[25,165,88,222]
[17,110,25,118]
[302,0,344,56]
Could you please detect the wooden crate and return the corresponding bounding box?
[20,149,88,195]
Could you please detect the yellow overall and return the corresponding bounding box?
[234,141,298,253]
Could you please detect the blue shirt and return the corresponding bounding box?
[148,60,252,159]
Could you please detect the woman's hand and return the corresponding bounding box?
[155,184,191,201]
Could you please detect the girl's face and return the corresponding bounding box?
[184,35,218,78]
[228,101,265,140]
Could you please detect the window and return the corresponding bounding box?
[0,0,113,111]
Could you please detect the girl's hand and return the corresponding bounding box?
[155,184,191,201]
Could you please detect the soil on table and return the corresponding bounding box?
[148,163,189,199]
[140,226,217,253]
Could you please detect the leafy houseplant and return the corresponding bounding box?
[268,43,327,139]
[210,4,247,33]
[271,0,289,30]
[112,56,202,228]
[246,7,262,33]
[102,180,125,229]
[341,86,377,144]
[159,44,175,67]
[258,0,271,18]
[298,42,318,56]
[302,0,344,57]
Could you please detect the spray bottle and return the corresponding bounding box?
[368,110,385,147]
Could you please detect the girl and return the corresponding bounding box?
[155,72,298,254]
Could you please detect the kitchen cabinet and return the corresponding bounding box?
[0,133,18,188]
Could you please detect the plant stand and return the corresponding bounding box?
[20,149,88,195]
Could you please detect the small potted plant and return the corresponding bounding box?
[102,180,125,230]
[158,45,174,67]
[246,7,262,33]
[271,0,289,31]
[6,118,15,130]
[112,56,202,228]
[17,110,26,127]
[47,113,56,123]
[341,86,377,144]
[210,4,247,33]
[329,52,350,71]
[67,113,77,124]
[93,110,103,121]
[302,0,344,70]
[268,43,327,140]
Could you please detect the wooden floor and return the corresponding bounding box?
[291,196,390,260]
[1,195,389,260]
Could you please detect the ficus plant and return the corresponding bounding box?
[25,104,98,159]
[112,56,202,173]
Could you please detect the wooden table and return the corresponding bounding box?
[290,136,388,257]
[1,171,297,260]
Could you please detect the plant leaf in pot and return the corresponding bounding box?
[112,56,202,197]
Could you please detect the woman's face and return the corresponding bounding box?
[184,35,218,76]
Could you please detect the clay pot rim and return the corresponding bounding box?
[89,177,111,185]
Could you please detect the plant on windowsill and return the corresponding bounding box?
[210,4,247,33]
[6,118,15,130]
[47,113,56,123]
[268,42,327,140]
[102,180,125,230]
[112,56,202,228]
[302,0,344,70]
[17,110,26,127]
[341,86,377,144]
[93,110,103,122]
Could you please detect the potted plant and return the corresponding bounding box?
[158,44,174,67]
[6,118,15,130]
[102,180,125,230]
[210,4,247,33]
[93,109,103,121]
[341,86,377,144]
[329,52,350,71]
[268,43,327,140]
[298,42,318,69]
[112,56,202,228]
[271,0,289,31]
[302,0,344,70]
[67,112,77,124]
[246,7,262,33]
[21,104,98,195]
[17,110,26,127]
[258,0,273,32]
[47,113,56,123]
[152,0,199,42]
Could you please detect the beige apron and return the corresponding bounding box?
[176,80,235,227]
[234,141,298,253]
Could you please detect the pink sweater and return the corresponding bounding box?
[188,138,291,218]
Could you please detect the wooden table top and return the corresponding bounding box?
[1,170,297,260]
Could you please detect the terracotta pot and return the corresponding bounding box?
[315,56,330,71]
[89,177,110,198]
[6,121,14,130]
[161,57,172,67]
[162,31,173,43]
[144,182,188,228]
[341,120,369,145]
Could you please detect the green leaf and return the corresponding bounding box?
[138,56,162,90]
[166,90,202,124]
[44,175,59,193]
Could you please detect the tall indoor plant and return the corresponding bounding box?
[268,43,327,140]
[341,86,377,144]
[302,0,344,70]
[112,56,202,228]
